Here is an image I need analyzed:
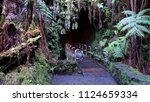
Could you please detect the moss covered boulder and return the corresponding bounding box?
[108,62,150,85]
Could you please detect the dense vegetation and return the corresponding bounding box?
[0,0,150,85]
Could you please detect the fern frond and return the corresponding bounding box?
[36,0,53,19]
[24,0,30,6]
[118,16,136,26]
[118,9,150,37]
[136,19,150,25]
[137,8,150,17]
[136,25,150,34]
[126,27,136,37]
[137,15,150,20]
[134,27,145,37]
[121,22,135,31]
[123,10,136,16]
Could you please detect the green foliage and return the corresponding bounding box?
[18,49,50,85]
[35,0,55,20]
[97,3,112,24]
[117,8,150,37]
[91,30,111,63]
[103,8,150,60]
[31,50,50,85]
[34,0,79,59]
[46,21,63,59]
[104,36,128,58]
[91,28,127,62]
[99,39,107,47]
[49,61,78,74]
[19,66,34,85]
[108,62,150,85]
[32,63,49,85]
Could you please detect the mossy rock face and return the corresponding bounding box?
[3,65,33,85]
[108,62,150,85]
[32,63,49,85]
[19,49,51,85]
[4,72,21,85]
[2,48,51,85]
[19,65,34,85]
[0,72,5,84]
[20,48,51,85]
[31,49,51,85]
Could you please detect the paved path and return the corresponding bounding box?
[52,57,117,85]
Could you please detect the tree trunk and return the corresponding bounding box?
[127,0,148,72]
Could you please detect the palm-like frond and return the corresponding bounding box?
[126,27,136,37]
[137,8,150,17]
[136,19,150,25]
[136,25,150,34]
[117,16,136,28]
[123,10,136,16]
[137,15,150,20]
[121,22,135,32]
[35,0,53,19]
[134,27,145,37]
[117,9,150,37]
[24,0,30,6]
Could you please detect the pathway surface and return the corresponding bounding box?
[52,57,117,85]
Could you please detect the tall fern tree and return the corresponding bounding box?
[117,8,150,72]
[117,9,150,37]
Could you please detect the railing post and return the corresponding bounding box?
[83,44,87,55]
[87,46,92,57]
[71,47,76,63]
[79,43,81,49]
[81,44,84,51]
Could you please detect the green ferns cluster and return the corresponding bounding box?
[104,8,150,60]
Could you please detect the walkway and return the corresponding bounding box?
[52,57,117,85]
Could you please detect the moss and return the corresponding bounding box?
[30,49,51,85]
[19,65,34,85]
[49,61,78,74]
[4,72,21,85]
[26,29,41,37]
[108,62,150,85]
[3,48,52,85]
[32,62,49,85]
[0,72,5,84]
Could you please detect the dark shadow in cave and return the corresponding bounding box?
[61,8,96,46]
[60,8,96,59]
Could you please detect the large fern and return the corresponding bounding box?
[35,0,53,19]
[117,8,150,37]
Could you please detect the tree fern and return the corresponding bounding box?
[117,8,150,37]
[136,25,150,34]
[117,16,136,28]
[123,10,136,16]
[137,9,150,17]
[35,0,53,19]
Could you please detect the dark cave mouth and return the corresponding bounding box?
[61,8,96,47]
[60,9,96,59]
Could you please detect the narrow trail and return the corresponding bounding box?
[52,57,117,85]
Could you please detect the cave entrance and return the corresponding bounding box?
[61,8,96,47]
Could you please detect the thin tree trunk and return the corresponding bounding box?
[130,0,134,11]
[134,0,137,13]
[126,0,131,9]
